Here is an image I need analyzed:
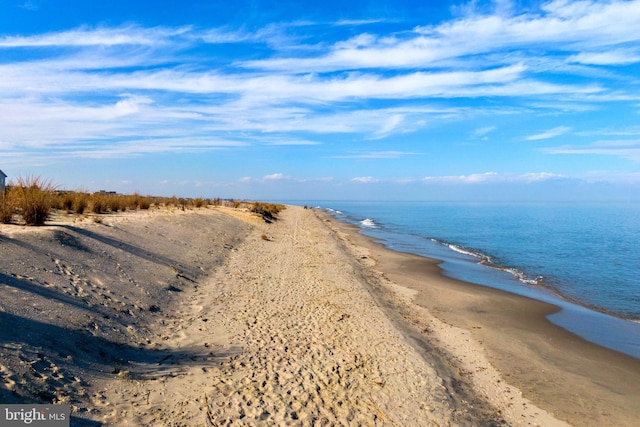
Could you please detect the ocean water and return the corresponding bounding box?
[305,201,640,359]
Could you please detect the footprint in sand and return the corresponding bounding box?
[52,258,90,297]
[0,364,16,390]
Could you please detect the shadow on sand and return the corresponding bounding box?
[0,310,241,424]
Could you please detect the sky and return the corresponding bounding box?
[1,0,640,202]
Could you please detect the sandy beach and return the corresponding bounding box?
[1,204,638,426]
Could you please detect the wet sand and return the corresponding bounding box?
[320,209,640,426]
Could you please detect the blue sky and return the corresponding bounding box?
[1,0,639,201]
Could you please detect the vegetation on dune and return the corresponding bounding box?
[250,202,286,222]
[0,193,14,224]
[2,176,57,225]
[0,175,286,226]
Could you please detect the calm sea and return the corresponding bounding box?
[301,201,640,358]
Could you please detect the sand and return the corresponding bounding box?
[321,211,640,427]
[0,205,638,426]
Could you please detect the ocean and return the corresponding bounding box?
[304,201,640,359]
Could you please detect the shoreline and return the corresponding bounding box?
[316,208,640,426]
[321,204,640,359]
[1,204,638,425]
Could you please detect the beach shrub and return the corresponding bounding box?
[106,194,121,211]
[59,192,75,212]
[0,175,254,224]
[1,186,15,223]
[89,193,108,213]
[52,190,89,214]
[0,203,13,223]
[250,202,286,222]
[167,195,183,209]
[135,194,152,210]
[192,198,206,208]
[12,176,57,225]
[73,192,89,214]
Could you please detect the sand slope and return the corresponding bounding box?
[1,205,575,426]
[0,208,250,425]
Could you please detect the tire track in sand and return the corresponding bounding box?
[202,206,460,426]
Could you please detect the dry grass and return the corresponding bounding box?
[250,202,286,222]
[0,193,13,224]
[4,176,57,225]
[0,175,284,226]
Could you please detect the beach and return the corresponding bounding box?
[1,205,638,426]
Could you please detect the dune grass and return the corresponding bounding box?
[250,202,286,222]
[0,175,285,226]
[2,176,57,225]
[0,193,13,224]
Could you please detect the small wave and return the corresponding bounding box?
[440,241,544,287]
[324,208,344,216]
[504,268,543,286]
[359,218,378,228]
[447,244,485,260]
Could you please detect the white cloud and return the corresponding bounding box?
[525,126,572,141]
[263,173,287,181]
[423,172,499,184]
[473,126,497,137]
[576,127,640,137]
[334,19,385,26]
[374,114,404,138]
[352,176,379,183]
[546,139,640,161]
[422,172,565,184]
[432,0,640,50]
[241,1,640,73]
[61,137,246,159]
[5,60,578,102]
[200,24,291,47]
[567,49,640,65]
[0,25,190,47]
[0,2,638,169]
[264,138,321,146]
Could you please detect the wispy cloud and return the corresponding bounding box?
[422,172,566,184]
[374,114,405,138]
[334,19,386,26]
[473,126,497,137]
[352,176,380,183]
[567,49,640,65]
[241,0,640,73]
[526,126,572,141]
[0,25,190,47]
[1,0,639,170]
[333,151,420,159]
[546,140,640,161]
[263,173,288,181]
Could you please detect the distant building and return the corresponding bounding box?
[0,169,6,195]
